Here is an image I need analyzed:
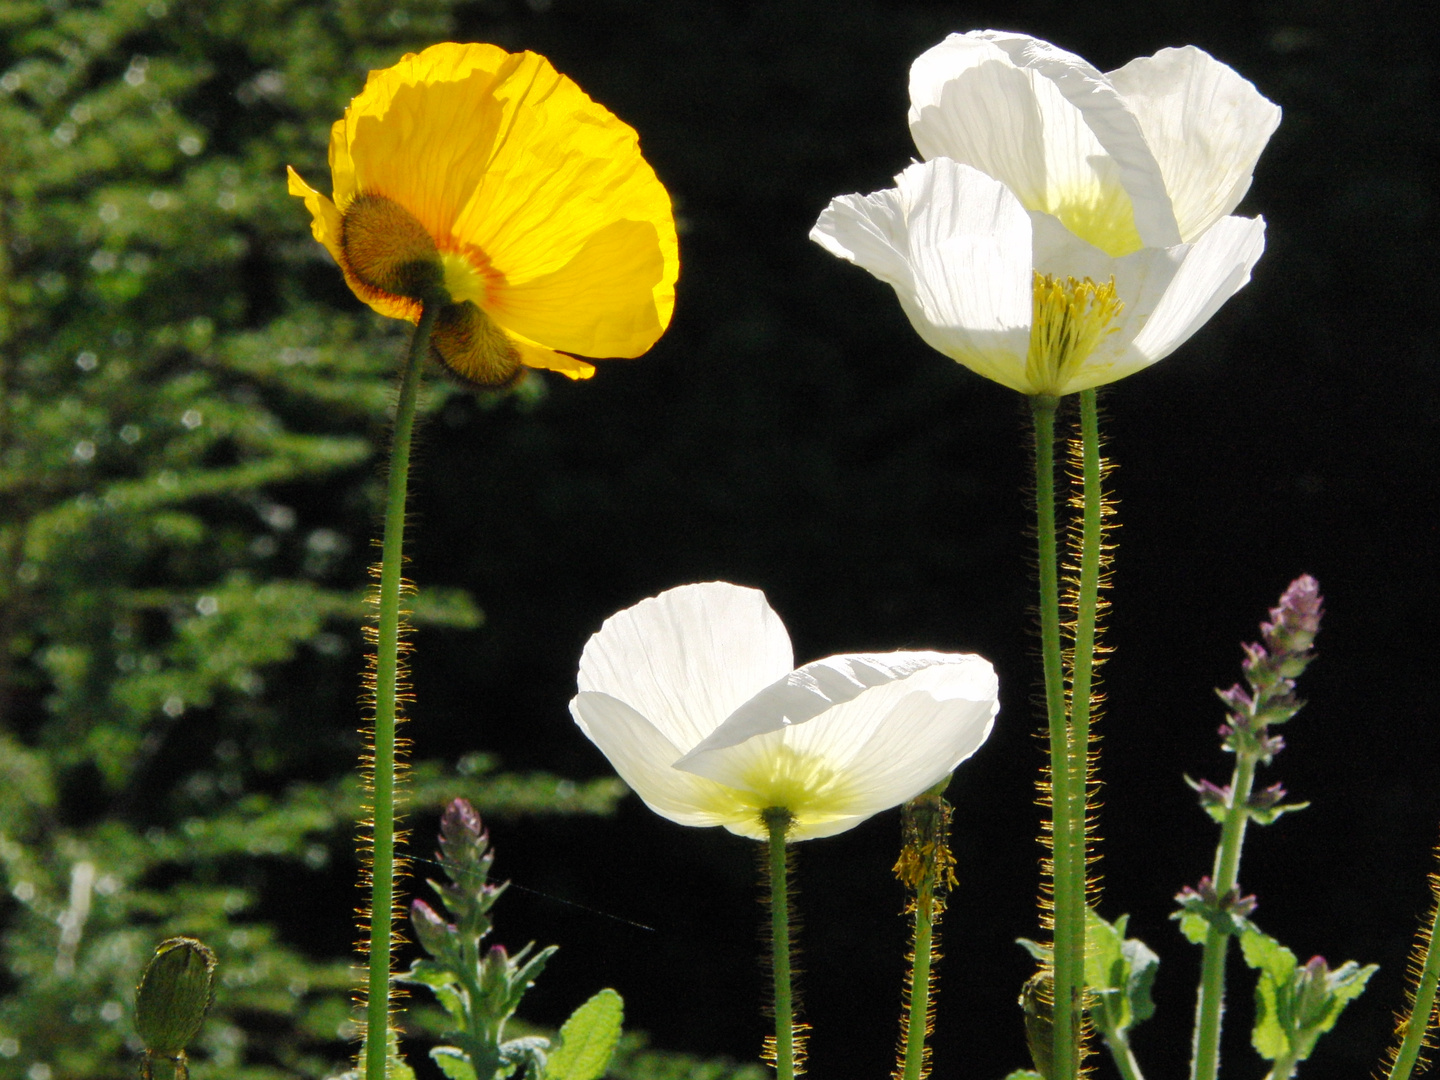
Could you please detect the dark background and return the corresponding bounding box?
[343,1,1434,1077]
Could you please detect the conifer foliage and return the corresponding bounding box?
[0,2,620,1077]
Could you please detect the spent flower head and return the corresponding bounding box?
[289,43,679,386]
[811,31,1279,396]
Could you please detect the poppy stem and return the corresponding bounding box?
[1384,830,1440,1080]
[763,807,798,1080]
[1070,389,1104,893]
[1031,394,1081,1080]
[365,300,439,1080]
[895,777,953,1080]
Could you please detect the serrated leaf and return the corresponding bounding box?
[1084,908,1159,1037]
[1251,966,1287,1060]
[1239,926,1297,985]
[430,1047,478,1080]
[547,989,624,1080]
[1176,911,1210,945]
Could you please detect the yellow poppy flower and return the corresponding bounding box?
[288,42,679,385]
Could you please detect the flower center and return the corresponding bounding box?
[339,193,446,302]
[1026,272,1124,396]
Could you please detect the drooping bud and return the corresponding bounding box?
[430,301,524,388]
[340,193,447,302]
[135,937,217,1057]
[1019,970,1054,1080]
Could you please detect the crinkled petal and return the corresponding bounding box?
[1126,214,1267,367]
[575,582,794,754]
[810,184,916,295]
[488,218,669,358]
[570,692,749,828]
[678,659,998,840]
[678,651,983,760]
[1108,47,1281,242]
[813,159,1034,393]
[286,166,418,323]
[909,32,1178,254]
[978,32,1180,248]
[307,42,677,357]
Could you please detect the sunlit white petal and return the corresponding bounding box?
[570,692,742,826]
[576,582,793,752]
[813,158,1033,392]
[1127,214,1267,366]
[1108,47,1281,242]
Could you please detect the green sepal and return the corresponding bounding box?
[1237,924,1378,1063]
[1016,937,1053,963]
[1246,800,1310,826]
[546,988,624,1080]
[1084,909,1159,1038]
[430,1047,478,1080]
[134,936,218,1056]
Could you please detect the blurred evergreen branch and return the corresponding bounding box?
[0,2,618,1078]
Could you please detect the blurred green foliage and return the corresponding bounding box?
[0,1,646,1077]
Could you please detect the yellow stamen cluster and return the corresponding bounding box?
[1026,273,1124,397]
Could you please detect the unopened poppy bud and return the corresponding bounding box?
[1019,970,1053,1079]
[340,193,447,303]
[135,936,217,1057]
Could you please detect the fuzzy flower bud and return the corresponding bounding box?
[135,937,217,1058]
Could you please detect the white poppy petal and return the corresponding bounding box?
[810,186,916,295]
[1128,214,1266,366]
[899,159,1036,391]
[676,657,998,838]
[976,31,1182,250]
[1029,211,1187,394]
[678,650,981,761]
[1108,47,1281,242]
[570,691,746,828]
[576,582,794,752]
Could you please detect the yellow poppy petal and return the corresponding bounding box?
[287,166,417,323]
[289,41,677,370]
[286,165,345,267]
[488,218,668,358]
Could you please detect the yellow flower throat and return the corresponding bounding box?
[1025,272,1124,396]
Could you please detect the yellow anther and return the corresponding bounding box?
[1025,273,1124,396]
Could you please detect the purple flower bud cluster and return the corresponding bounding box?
[1176,875,1258,920]
[1215,575,1322,760]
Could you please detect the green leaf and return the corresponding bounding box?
[1084,908,1159,1037]
[1003,1072,1044,1080]
[1239,926,1297,985]
[1248,800,1310,826]
[547,989,625,1080]
[1176,911,1210,945]
[431,1047,478,1080]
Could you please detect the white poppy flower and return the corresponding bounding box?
[570,582,998,840]
[811,32,1279,396]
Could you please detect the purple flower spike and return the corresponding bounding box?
[1263,575,1323,663]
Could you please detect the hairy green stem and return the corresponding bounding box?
[1069,389,1103,887]
[1032,394,1080,1080]
[1190,751,1259,1080]
[765,807,796,1080]
[897,779,951,1080]
[365,301,439,1080]
[1386,879,1440,1079]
